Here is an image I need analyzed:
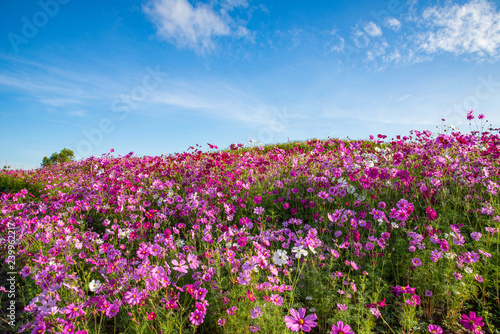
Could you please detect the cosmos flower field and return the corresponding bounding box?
[1,111,500,334]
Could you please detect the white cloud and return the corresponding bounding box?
[364,21,382,37]
[417,0,500,58]
[220,0,248,11]
[331,0,500,68]
[143,0,249,54]
[386,18,401,31]
[330,36,345,52]
[397,94,411,102]
[146,78,285,127]
[67,110,89,117]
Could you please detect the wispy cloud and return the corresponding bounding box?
[146,78,288,127]
[386,18,401,31]
[143,0,250,54]
[0,56,134,115]
[331,0,500,68]
[416,0,500,59]
[364,22,382,37]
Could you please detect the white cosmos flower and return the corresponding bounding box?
[292,246,308,259]
[273,250,289,266]
[308,245,317,254]
[445,252,456,260]
[89,279,102,292]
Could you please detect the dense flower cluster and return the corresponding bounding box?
[0,111,499,333]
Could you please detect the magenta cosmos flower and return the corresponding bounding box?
[459,311,484,331]
[284,308,317,332]
[427,324,443,334]
[330,321,354,334]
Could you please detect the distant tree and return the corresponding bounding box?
[41,148,75,167]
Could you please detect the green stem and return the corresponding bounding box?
[379,313,397,334]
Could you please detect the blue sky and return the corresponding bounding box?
[1,0,500,169]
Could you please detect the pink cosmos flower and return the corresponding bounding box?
[124,287,143,306]
[370,308,381,318]
[62,303,85,319]
[284,308,318,332]
[189,309,204,326]
[270,294,283,306]
[467,110,474,120]
[172,259,188,273]
[426,206,437,220]
[187,253,200,270]
[337,303,348,311]
[247,290,256,302]
[330,321,354,334]
[428,324,443,333]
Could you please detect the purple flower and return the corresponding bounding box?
[195,288,208,300]
[470,232,482,241]
[330,321,354,334]
[412,257,422,267]
[20,265,31,277]
[284,308,318,332]
[249,325,260,332]
[31,322,46,334]
[106,300,119,318]
[391,285,416,297]
[250,306,262,319]
[459,311,484,330]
